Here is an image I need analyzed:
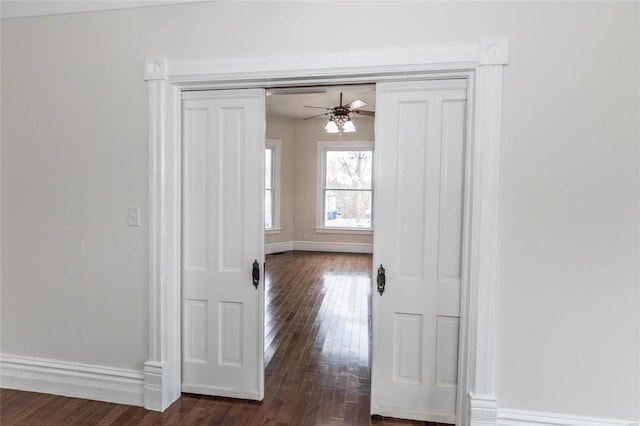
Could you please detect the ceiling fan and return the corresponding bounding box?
[303,92,374,134]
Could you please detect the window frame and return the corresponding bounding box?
[265,139,281,234]
[316,140,374,235]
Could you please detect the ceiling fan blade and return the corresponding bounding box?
[304,106,332,110]
[346,99,368,110]
[303,112,330,120]
[352,110,375,117]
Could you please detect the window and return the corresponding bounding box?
[265,147,273,228]
[317,141,374,232]
[265,139,281,233]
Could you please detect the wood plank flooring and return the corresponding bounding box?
[1,251,452,425]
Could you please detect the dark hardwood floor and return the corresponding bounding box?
[1,251,450,425]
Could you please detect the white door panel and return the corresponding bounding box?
[181,89,265,400]
[372,80,467,422]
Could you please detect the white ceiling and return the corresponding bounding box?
[266,85,376,120]
[0,0,208,19]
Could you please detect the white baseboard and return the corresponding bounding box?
[3,354,638,426]
[265,241,294,254]
[293,240,373,253]
[0,354,144,407]
[497,409,638,426]
[265,240,372,254]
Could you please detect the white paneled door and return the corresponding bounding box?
[181,89,265,400]
[372,80,467,423]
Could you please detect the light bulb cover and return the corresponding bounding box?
[342,119,356,133]
[325,118,339,133]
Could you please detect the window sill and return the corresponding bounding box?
[265,228,282,235]
[315,227,373,236]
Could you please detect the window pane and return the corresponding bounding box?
[324,190,372,228]
[325,150,372,190]
[265,189,273,228]
[265,148,273,190]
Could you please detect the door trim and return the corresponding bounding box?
[143,39,508,426]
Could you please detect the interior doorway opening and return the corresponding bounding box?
[261,86,377,423]
[179,80,467,423]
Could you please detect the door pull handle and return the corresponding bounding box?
[377,265,386,295]
[252,260,260,289]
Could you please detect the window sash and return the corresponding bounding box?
[265,188,273,229]
[265,146,275,229]
[324,149,373,190]
[319,144,374,231]
[265,147,273,190]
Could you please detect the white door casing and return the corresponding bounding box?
[372,80,467,423]
[181,90,265,400]
[144,40,507,426]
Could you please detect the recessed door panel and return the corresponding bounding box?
[219,301,243,367]
[438,100,466,284]
[219,108,244,272]
[184,299,208,363]
[395,102,428,281]
[436,315,460,387]
[183,107,210,271]
[393,313,423,384]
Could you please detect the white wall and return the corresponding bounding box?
[265,114,295,246]
[266,114,374,248]
[1,1,638,421]
[496,4,639,418]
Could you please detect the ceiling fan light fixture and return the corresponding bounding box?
[334,114,347,128]
[303,92,373,134]
[342,118,356,133]
[325,117,339,133]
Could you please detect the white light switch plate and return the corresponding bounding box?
[128,207,141,227]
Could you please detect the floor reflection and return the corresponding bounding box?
[263,251,374,423]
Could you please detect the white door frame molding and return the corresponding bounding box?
[143,39,508,425]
